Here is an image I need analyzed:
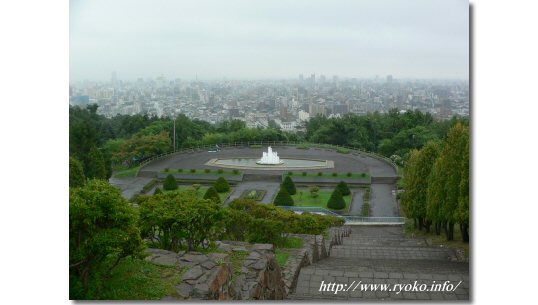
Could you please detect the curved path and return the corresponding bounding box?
[140,147,397,177]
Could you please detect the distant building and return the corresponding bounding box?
[298,110,310,122]
[387,75,393,83]
[309,103,326,116]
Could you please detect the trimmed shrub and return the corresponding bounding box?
[190,169,196,173]
[153,187,163,195]
[346,172,352,177]
[203,186,221,204]
[327,189,346,210]
[332,172,338,177]
[317,172,323,176]
[163,174,178,191]
[302,172,307,176]
[214,177,230,193]
[232,169,239,174]
[309,186,320,198]
[287,171,293,176]
[204,168,211,173]
[336,181,351,196]
[178,168,183,173]
[273,188,294,206]
[217,168,224,174]
[282,175,297,195]
[164,168,169,172]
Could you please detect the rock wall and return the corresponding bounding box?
[281,226,350,295]
[144,226,351,300]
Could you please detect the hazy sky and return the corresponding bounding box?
[70,0,469,82]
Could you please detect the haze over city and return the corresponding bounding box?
[70,0,469,82]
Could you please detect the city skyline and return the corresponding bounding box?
[70,0,469,82]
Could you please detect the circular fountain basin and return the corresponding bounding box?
[206,157,334,170]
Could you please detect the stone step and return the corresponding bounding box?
[340,237,428,247]
[329,245,457,261]
[288,258,469,301]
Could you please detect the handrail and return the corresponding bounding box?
[278,206,405,224]
[136,141,399,175]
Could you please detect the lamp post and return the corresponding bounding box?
[173,117,176,152]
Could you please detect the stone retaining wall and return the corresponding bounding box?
[144,226,351,300]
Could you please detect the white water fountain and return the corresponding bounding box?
[256,146,284,165]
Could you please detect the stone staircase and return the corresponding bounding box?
[287,225,469,301]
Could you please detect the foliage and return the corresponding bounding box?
[336,181,351,196]
[224,199,343,246]
[327,189,346,210]
[139,191,223,251]
[153,187,163,195]
[281,175,297,195]
[214,176,230,193]
[114,132,171,167]
[70,156,86,187]
[203,186,221,204]
[86,147,108,180]
[70,180,144,294]
[273,187,294,206]
[309,186,320,198]
[163,174,178,191]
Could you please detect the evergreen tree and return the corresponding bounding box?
[327,189,346,210]
[440,123,469,241]
[69,156,86,187]
[214,176,230,193]
[86,146,107,180]
[457,133,470,242]
[282,175,297,195]
[163,174,178,191]
[402,141,441,231]
[203,186,221,204]
[336,181,351,196]
[273,188,294,206]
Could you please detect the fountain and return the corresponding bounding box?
[256,146,284,165]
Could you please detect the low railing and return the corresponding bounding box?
[136,141,399,175]
[279,206,405,225]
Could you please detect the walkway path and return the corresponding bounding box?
[287,226,469,300]
[224,182,280,205]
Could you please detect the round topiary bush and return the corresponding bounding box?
[332,172,338,177]
[273,188,294,206]
[214,176,230,193]
[287,171,293,176]
[302,172,307,176]
[346,172,352,177]
[327,189,346,210]
[163,174,178,191]
[178,168,183,173]
[232,169,239,174]
[282,175,297,195]
[204,168,211,173]
[317,172,323,176]
[190,169,196,173]
[218,168,224,174]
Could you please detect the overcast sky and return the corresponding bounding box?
[70,0,469,82]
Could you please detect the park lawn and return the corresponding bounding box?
[78,256,186,300]
[291,189,351,212]
[114,166,140,178]
[286,172,370,179]
[275,237,304,268]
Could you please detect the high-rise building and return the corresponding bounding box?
[111,71,117,87]
[387,75,393,83]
